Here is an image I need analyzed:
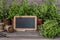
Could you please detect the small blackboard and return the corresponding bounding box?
[14,16,37,31]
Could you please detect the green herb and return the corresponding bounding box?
[39,20,60,38]
[8,0,21,19]
[0,0,7,19]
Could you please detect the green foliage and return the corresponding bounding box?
[8,0,21,19]
[39,20,60,38]
[38,0,60,38]
[37,3,48,18]
[57,20,60,34]
[8,0,29,19]
[46,2,57,19]
[0,0,7,19]
[19,0,39,16]
[0,0,3,19]
[8,5,20,19]
[58,27,60,34]
[8,0,60,19]
[37,0,60,19]
[0,0,60,20]
[23,4,39,16]
[19,0,38,16]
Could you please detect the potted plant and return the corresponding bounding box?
[0,0,8,30]
[39,20,59,38]
[39,0,58,20]
[7,0,22,25]
[0,0,4,22]
[0,0,8,23]
[37,0,59,25]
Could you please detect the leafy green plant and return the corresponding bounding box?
[37,0,60,19]
[37,3,48,18]
[0,0,3,19]
[57,20,60,34]
[11,0,43,18]
[23,4,39,16]
[8,0,21,19]
[19,0,35,15]
[39,20,60,38]
[17,0,27,15]
[8,0,29,19]
[46,0,57,19]
[10,0,41,17]
[0,0,7,19]
[19,0,40,16]
[21,0,60,20]
[58,27,60,34]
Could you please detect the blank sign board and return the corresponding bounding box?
[14,16,37,31]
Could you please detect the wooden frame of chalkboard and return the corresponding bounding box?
[14,16,37,31]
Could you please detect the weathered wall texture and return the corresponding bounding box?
[6,0,43,6]
[6,0,60,5]
[56,0,60,13]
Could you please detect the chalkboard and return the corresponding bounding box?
[16,18,35,28]
[14,16,37,31]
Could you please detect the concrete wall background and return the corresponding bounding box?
[6,0,60,5]
[55,0,60,13]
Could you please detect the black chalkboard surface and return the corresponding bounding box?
[16,18,35,28]
[14,16,37,31]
